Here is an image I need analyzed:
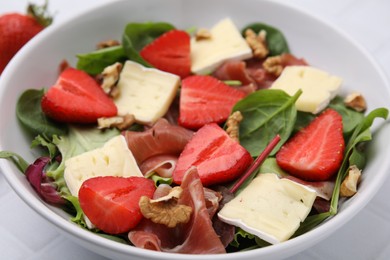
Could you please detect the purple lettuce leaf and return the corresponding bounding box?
[25,156,66,205]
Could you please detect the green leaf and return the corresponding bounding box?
[223,80,242,86]
[230,228,256,248]
[65,195,86,226]
[349,143,367,169]
[329,96,365,136]
[259,158,289,177]
[16,89,68,138]
[150,174,173,187]
[122,22,175,66]
[0,151,29,173]
[241,23,290,56]
[76,45,127,75]
[31,135,58,158]
[293,111,315,133]
[233,89,301,156]
[294,212,332,237]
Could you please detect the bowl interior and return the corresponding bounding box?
[1,0,390,259]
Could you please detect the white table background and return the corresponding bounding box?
[1,0,390,259]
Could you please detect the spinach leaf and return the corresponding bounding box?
[294,111,315,133]
[233,89,301,157]
[76,45,127,75]
[16,89,68,138]
[329,96,365,136]
[242,23,290,56]
[349,143,367,169]
[122,22,175,66]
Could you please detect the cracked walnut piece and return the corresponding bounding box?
[97,114,135,130]
[96,39,120,49]
[340,165,362,197]
[139,187,192,228]
[263,55,283,77]
[344,92,367,112]
[245,28,269,59]
[226,111,243,142]
[195,28,212,41]
[101,62,123,96]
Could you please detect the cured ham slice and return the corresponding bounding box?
[213,60,253,85]
[122,118,194,165]
[203,187,222,219]
[128,167,226,254]
[213,54,308,89]
[140,155,178,178]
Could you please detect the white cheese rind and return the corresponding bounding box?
[114,60,180,123]
[190,18,253,74]
[218,173,316,244]
[270,66,342,114]
[64,135,143,197]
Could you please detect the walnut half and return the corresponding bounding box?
[263,55,283,77]
[139,187,192,228]
[225,111,243,142]
[245,28,269,59]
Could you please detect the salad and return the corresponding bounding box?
[1,17,388,254]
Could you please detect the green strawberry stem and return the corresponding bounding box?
[229,134,281,193]
[27,0,53,27]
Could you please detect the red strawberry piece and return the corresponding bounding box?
[41,68,117,123]
[78,176,155,234]
[276,109,345,181]
[140,29,191,78]
[178,75,246,129]
[0,3,52,75]
[173,123,253,186]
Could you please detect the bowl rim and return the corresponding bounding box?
[1,0,390,259]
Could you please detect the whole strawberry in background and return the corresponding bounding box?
[0,1,52,75]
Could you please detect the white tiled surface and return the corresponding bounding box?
[1,0,390,259]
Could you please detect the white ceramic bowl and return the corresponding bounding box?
[1,0,390,259]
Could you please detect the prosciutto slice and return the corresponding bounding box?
[122,118,194,165]
[213,54,308,90]
[213,60,254,85]
[128,167,226,254]
[140,155,178,178]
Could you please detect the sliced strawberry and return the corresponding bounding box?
[173,123,253,186]
[78,176,155,235]
[276,109,345,181]
[41,68,117,123]
[178,75,246,129]
[140,29,191,78]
